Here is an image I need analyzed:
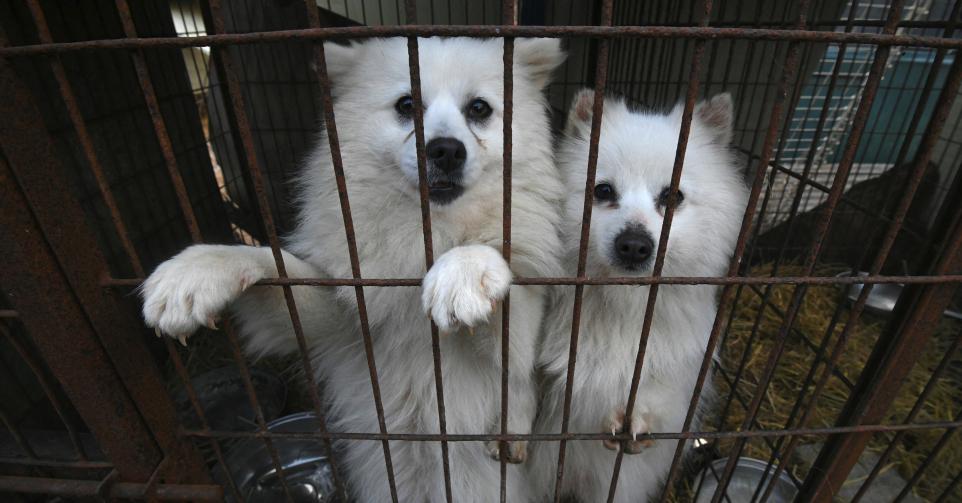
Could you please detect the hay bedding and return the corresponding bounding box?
[711,263,962,502]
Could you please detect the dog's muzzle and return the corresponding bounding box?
[425,137,466,204]
[612,226,655,271]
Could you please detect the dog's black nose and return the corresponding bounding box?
[614,230,655,267]
[426,137,467,174]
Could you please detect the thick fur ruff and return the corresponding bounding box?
[529,91,749,502]
[141,38,565,502]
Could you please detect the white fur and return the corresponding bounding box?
[141,38,565,502]
[529,91,749,502]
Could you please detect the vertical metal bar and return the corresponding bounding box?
[500,2,517,501]
[0,322,87,460]
[552,1,614,501]
[851,328,962,502]
[113,0,201,241]
[757,17,962,503]
[0,407,36,459]
[893,408,962,503]
[658,0,814,499]
[606,1,713,500]
[0,24,210,487]
[403,1,451,500]
[797,69,962,503]
[711,0,908,496]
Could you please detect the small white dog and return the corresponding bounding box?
[141,38,565,502]
[529,90,748,502]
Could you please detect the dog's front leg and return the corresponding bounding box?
[141,244,347,358]
[420,244,511,334]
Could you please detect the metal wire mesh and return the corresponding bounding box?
[1,0,961,501]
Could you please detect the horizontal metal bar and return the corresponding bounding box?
[0,456,111,470]
[0,475,222,501]
[3,25,962,57]
[0,310,17,318]
[104,274,962,288]
[180,419,962,442]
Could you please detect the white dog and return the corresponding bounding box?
[140,38,565,502]
[529,90,748,502]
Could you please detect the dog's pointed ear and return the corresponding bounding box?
[565,88,596,138]
[514,38,566,89]
[318,42,358,86]
[694,92,734,145]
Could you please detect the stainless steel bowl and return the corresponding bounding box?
[215,412,341,502]
[695,457,797,503]
[840,271,962,320]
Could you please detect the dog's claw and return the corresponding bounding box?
[154,328,163,339]
[177,333,189,346]
[206,315,219,330]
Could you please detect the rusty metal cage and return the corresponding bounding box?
[1,0,961,501]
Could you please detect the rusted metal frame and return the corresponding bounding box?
[709,0,909,496]
[710,32,819,447]
[499,1,517,500]
[894,407,962,502]
[658,1,815,497]
[143,456,169,503]
[552,1,614,500]
[1,39,215,486]
[21,0,143,275]
[743,11,869,500]
[403,2,450,501]
[0,475,222,501]
[851,328,962,502]
[757,22,962,503]
[21,2,238,494]
[0,322,87,460]
[0,140,159,481]
[607,11,713,503]
[0,407,36,459]
[703,0,730,98]
[104,273,962,288]
[204,2,352,501]
[295,1,385,498]
[797,71,962,503]
[0,310,17,318]
[0,457,112,470]
[181,418,962,441]
[608,0,712,503]
[113,0,201,239]
[936,465,962,502]
[11,25,962,57]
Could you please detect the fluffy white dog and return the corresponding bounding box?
[529,90,748,502]
[141,38,565,502]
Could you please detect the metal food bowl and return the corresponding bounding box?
[840,271,962,320]
[215,412,342,503]
[694,457,797,503]
[174,366,286,431]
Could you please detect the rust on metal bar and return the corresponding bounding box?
[113,0,202,240]
[102,274,962,288]
[180,418,962,442]
[659,0,815,497]
[757,13,962,502]
[0,43,213,483]
[0,456,112,470]
[403,1,451,499]
[0,322,87,460]
[0,310,18,318]
[553,1,614,500]
[8,26,962,57]
[0,475,222,501]
[499,2,518,501]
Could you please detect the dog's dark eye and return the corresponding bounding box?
[395,95,415,118]
[594,183,617,202]
[466,98,493,120]
[657,186,685,209]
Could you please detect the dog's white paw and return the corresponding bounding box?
[603,406,655,454]
[421,245,511,334]
[486,439,528,464]
[140,245,268,344]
